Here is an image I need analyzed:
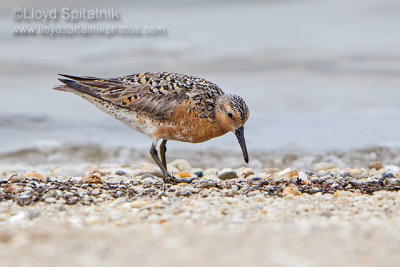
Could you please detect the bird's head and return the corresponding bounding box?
[216,94,250,163]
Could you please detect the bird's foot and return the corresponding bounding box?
[163,173,194,184]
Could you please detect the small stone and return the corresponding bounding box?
[198,179,220,188]
[278,168,298,179]
[104,176,130,184]
[314,162,338,172]
[92,188,101,196]
[262,168,280,174]
[82,174,103,184]
[383,165,400,173]
[175,172,191,178]
[194,171,204,178]
[141,174,155,179]
[282,185,301,196]
[298,171,309,181]
[115,170,127,176]
[100,193,109,199]
[8,174,24,183]
[66,196,79,205]
[142,177,156,186]
[236,167,254,178]
[218,171,238,180]
[204,168,219,176]
[44,190,60,198]
[381,173,395,179]
[176,190,192,197]
[368,162,383,170]
[169,159,191,172]
[69,176,83,183]
[331,182,340,188]
[23,172,45,181]
[346,169,366,178]
[45,197,57,204]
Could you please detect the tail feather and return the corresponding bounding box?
[58,73,122,84]
[58,74,98,81]
[53,74,124,101]
[55,78,101,99]
[53,84,77,93]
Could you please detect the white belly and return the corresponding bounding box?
[82,95,158,137]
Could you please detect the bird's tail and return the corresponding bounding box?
[53,74,110,99]
[53,74,124,97]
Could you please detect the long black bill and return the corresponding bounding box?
[235,126,249,163]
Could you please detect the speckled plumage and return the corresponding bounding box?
[54,72,250,183]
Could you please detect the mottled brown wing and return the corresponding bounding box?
[56,74,187,120]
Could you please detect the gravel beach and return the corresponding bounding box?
[1,158,400,267]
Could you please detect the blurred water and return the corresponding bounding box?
[1,0,400,161]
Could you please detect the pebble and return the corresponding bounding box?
[297,171,309,181]
[236,167,255,178]
[69,176,83,183]
[115,170,127,176]
[104,176,130,184]
[368,162,383,170]
[0,161,398,209]
[204,168,219,176]
[169,159,191,172]
[82,174,103,184]
[262,168,280,174]
[45,197,57,204]
[278,168,298,179]
[346,169,367,178]
[176,190,192,197]
[218,171,238,180]
[23,172,45,181]
[194,171,204,178]
[142,177,156,186]
[383,165,400,173]
[282,185,301,196]
[141,174,155,179]
[8,174,25,183]
[175,172,191,178]
[100,194,109,199]
[314,162,338,172]
[92,188,101,196]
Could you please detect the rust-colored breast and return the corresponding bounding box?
[151,101,227,143]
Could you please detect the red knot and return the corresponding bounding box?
[54,72,250,183]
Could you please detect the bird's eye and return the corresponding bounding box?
[227,112,233,118]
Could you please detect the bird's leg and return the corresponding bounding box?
[150,142,172,182]
[160,139,168,169]
[150,142,194,184]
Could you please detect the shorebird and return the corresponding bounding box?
[54,72,250,183]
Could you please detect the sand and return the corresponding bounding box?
[1,160,400,267]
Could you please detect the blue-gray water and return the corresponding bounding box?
[1,0,400,164]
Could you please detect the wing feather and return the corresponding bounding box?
[56,74,187,120]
